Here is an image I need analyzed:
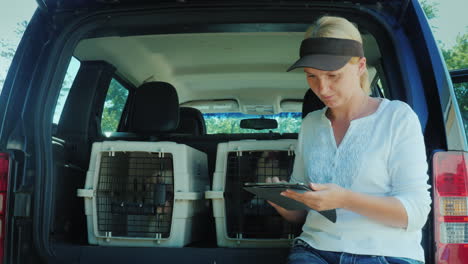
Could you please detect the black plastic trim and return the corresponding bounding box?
[450,68,468,83]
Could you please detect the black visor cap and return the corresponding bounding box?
[287,38,364,72]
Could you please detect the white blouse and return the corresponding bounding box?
[290,98,431,261]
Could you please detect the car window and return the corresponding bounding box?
[376,79,386,98]
[53,57,80,124]
[101,78,129,133]
[203,112,301,134]
[453,79,467,140]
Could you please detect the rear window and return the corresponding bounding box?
[203,112,301,134]
[53,57,80,124]
[101,78,129,133]
[453,79,467,140]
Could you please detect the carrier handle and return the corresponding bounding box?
[205,191,224,199]
[77,189,94,198]
[174,192,204,200]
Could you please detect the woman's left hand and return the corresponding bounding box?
[281,183,348,211]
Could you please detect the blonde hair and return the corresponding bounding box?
[306,16,370,94]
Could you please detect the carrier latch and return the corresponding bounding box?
[288,144,295,156]
[236,147,242,157]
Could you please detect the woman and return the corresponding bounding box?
[270,16,431,264]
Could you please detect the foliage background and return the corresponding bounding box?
[420,0,468,133]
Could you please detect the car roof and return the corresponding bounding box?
[74,30,380,114]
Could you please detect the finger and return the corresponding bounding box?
[272,176,280,183]
[267,200,284,210]
[309,182,326,191]
[267,200,277,207]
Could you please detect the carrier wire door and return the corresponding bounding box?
[224,150,301,239]
[96,151,174,239]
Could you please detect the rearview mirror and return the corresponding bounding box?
[240,118,278,130]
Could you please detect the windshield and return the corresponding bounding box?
[203,112,301,134]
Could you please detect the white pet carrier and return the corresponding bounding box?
[205,139,300,248]
[77,141,209,247]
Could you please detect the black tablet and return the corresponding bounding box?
[243,182,337,223]
[244,182,312,191]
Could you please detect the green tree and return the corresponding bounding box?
[441,33,468,133]
[0,21,27,59]
[421,1,468,135]
[0,21,28,88]
[204,114,301,134]
[0,21,79,124]
[420,0,439,20]
[441,33,468,70]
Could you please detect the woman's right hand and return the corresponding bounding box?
[264,177,307,224]
[265,176,287,184]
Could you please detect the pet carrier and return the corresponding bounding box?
[205,139,301,247]
[77,141,209,247]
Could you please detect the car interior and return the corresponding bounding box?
[50,17,394,259]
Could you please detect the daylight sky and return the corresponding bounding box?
[0,0,467,81]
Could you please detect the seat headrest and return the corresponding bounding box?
[128,81,179,133]
[302,89,325,118]
[174,107,207,135]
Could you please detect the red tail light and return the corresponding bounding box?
[433,151,468,264]
[0,153,9,264]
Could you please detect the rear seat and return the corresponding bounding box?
[302,89,325,118]
[101,81,180,140]
[103,86,206,140]
[127,81,180,135]
[173,107,207,135]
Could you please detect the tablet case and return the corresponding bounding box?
[243,185,337,223]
